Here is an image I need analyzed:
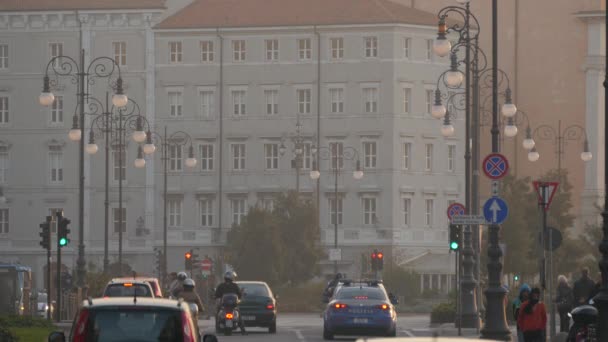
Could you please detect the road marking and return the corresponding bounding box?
[401,329,415,337]
[294,329,307,342]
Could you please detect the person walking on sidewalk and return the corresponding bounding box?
[517,287,547,342]
[555,275,573,333]
[573,268,595,306]
[513,283,531,342]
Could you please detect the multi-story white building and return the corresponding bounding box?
[0,0,463,293]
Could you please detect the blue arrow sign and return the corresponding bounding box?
[483,197,509,225]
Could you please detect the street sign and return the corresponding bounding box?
[483,153,510,180]
[447,202,466,220]
[533,181,559,212]
[451,215,487,225]
[542,226,563,251]
[483,197,509,225]
[329,248,342,261]
[491,181,500,197]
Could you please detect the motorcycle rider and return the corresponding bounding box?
[179,278,204,338]
[214,271,246,335]
[170,271,188,299]
[323,273,343,300]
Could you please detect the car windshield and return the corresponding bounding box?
[104,284,152,297]
[85,307,183,342]
[38,293,47,302]
[334,287,387,300]
[239,283,269,297]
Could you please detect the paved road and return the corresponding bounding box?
[199,313,449,341]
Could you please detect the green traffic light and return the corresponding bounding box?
[59,237,69,246]
[514,275,520,281]
[450,242,459,250]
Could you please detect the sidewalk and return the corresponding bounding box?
[434,323,568,342]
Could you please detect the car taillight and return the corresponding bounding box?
[379,304,389,310]
[266,304,274,310]
[333,303,347,309]
[72,309,89,342]
[181,311,196,342]
[225,312,234,319]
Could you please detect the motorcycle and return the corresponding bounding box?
[215,293,242,336]
[567,304,598,342]
[188,303,201,340]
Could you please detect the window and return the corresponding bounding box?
[330,37,344,59]
[264,143,279,170]
[199,199,213,227]
[168,199,182,227]
[232,40,246,61]
[50,96,63,124]
[404,38,411,58]
[425,199,434,226]
[0,44,7,69]
[49,150,63,184]
[232,90,246,116]
[403,198,411,226]
[49,208,63,233]
[231,198,246,225]
[265,39,279,61]
[0,209,8,234]
[448,145,456,172]
[402,142,411,170]
[261,198,274,212]
[363,197,377,225]
[329,197,343,225]
[302,142,312,169]
[329,88,344,113]
[169,91,183,117]
[363,141,377,169]
[363,88,378,113]
[0,97,8,124]
[297,89,311,114]
[199,144,214,171]
[200,90,214,118]
[113,208,126,233]
[264,89,279,115]
[169,145,183,171]
[49,43,63,67]
[298,38,311,60]
[426,90,434,114]
[0,147,7,184]
[231,143,246,170]
[112,149,126,181]
[112,41,126,66]
[425,39,433,61]
[425,144,433,172]
[169,41,182,63]
[364,37,378,58]
[329,142,344,169]
[403,88,411,114]
[200,41,214,62]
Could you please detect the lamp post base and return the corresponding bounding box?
[480,286,511,341]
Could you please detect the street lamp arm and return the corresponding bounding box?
[43,54,81,79]
[478,67,512,91]
[532,124,558,144]
[562,124,589,143]
[438,6,481,41]
[85,56,123,88]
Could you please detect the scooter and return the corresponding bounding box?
[567,304,598,342]
[215,293,243,336]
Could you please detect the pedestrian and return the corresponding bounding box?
[517,287,547,342]
[555,275,573,333]
[587,272,602,303]
[512,283,531,342]
[572,268,595,306]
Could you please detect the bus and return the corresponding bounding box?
[0,264,32,316]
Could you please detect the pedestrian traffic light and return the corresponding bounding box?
[449,224,461,251]
[513,274,520,282]
[39,220,51,250]
[58,217,71,247]
[185,250,193,269]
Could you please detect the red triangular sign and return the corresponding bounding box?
[532,181,559,212]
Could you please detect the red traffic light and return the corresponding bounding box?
[185,252,192,260]
[371,252,377,259]
[377,252,384,259]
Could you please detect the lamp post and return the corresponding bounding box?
[86,101,154,276]
[40,50,128,288]
[309,144,363,274]
[280,113,306,194]
[145,127,197,286]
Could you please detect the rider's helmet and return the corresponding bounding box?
[177,272,188,281]
[335,273,343,280]
[224,271,237,282]
[570,305,598,325]
[183,278,195,289]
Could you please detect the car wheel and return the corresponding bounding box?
[323,327,334,340]
[387,326,397,337]
[269,321,277,334]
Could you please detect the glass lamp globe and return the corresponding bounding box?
[501,103,517,117]
[581,151,593,162]
[185,157,197,168]
[86,143,99,155]
[504,124,518,138]
[353,170,364,180]
[431,104,447,119]
[522,138,535,150]
[445,70,464,88]
[528,149,540,162]
[143,143,156,155]
[310,170,320,180]
[134,157,146,168]
[441,123,455,137]
[68,128,82,141]
[433,38,452,57]
[279,145,287,156]
[456,0,471,4]
[112,94,128,108]
[39,92,55,106]
[132,130,147,143]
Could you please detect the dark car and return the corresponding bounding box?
[47,297,218,342]
[323,286,397,340]
[236,281,277,333]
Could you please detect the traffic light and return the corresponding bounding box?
[449,224,462,251]
[371,250,378,271]
[154,249,164,274]
[61,272,72,292]
[39,220,51,250]
[513,274,520,282]
[185,250,193,269]
[376,251,384,271]
[58,217,71,247]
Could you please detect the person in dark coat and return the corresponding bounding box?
[555,275,573,332]
[572,268,595,306]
